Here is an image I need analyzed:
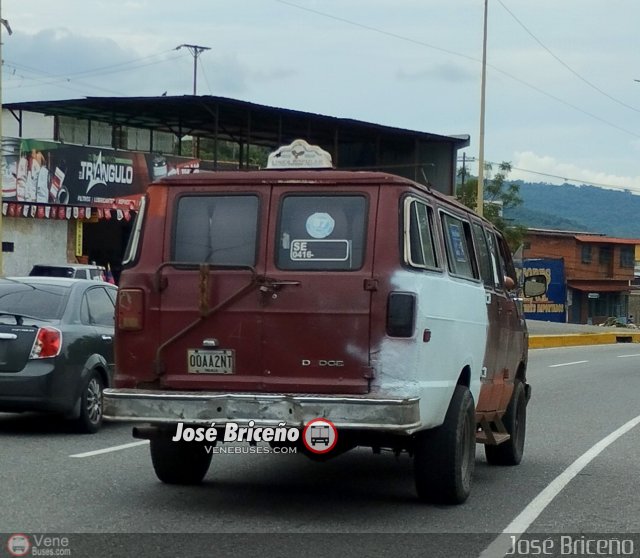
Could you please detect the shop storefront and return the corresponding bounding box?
[2,138,200,280]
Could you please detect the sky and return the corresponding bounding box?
[2,0,640,192]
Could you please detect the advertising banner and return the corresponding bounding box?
[523,258,567,322]
[1,138,200,210]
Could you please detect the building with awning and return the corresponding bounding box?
[523,228,640,324]
[1,95,470,279]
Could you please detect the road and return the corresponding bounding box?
[1,344,639,558]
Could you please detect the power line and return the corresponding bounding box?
[476,159,640,191]
[43,48,178,80]
[199,56,213,95]
[506,165,639,191]
[3,53,186,95]
[496,0,640,114]
[176,44,211,95]
[273,0,477,63]
[273,0,640,140]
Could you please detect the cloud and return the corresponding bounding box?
[396,63,474,83]
[511,151,640,192]
[2,27,298,101]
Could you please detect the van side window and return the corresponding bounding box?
[485,230,504,288]
[173,195,259,265]
[122,195,146,266]
[404,198,438,270]
[441,213,478,280]
[497,234,517,283]
[276,195,366,271]
[472,223,494,287]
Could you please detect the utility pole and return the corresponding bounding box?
[477,0,488,217]
[0,7,13,276]
[176,44,210,95]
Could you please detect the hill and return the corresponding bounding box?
[503,181,640,238]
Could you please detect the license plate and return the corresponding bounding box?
[187,349,235,374]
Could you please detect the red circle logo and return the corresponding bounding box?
[302,418,338,454]
[7,534,31,557]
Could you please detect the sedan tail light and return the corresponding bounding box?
[29,327,62,359]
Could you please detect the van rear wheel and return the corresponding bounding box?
[485,380,526,466]
[413,385,475,504]
[150,437,212,484]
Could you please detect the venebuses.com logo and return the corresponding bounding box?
[6,534,71,557]
[170,418,339,455]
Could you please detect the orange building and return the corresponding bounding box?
[523,228,639,324]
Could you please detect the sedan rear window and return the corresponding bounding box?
[29,265,74,278]
[0,284,68,320]
[276,195,367,271]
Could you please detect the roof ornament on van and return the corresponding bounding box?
[266,139,333,169]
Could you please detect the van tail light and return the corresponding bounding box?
[118,288,144,331]
[386,292,416,338]
[29,327,62,359]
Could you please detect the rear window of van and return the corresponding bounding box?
[276,195,366,271]
[173,195,259,266]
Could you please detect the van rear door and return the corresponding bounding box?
[155,182,375,395]
[260,187,375,394]
[156,190,267,391]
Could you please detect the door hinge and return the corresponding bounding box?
[364,278,378,291]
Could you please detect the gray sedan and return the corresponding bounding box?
[0,277,116,433]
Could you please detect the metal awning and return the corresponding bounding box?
[4,95,469,192]
[567,281,636,292]
[4,95,470,149]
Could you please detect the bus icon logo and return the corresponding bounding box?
[311,425,330,445]
[303,418,338,454]
[7,534,31,557]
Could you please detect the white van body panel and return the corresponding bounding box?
[370,269,488,429]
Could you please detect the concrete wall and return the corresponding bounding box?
[2,218,69,276]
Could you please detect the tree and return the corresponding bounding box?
[456,161,527,250]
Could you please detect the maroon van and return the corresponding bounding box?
[104,140,545,504]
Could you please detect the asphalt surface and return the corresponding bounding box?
[1,343,639,558]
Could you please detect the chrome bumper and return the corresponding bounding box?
[103,388,422,434]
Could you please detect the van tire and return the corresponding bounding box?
[485,380,526,466]
[150,437,212,484]
[413,385,475,504]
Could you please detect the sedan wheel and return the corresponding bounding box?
[75,371,104,433]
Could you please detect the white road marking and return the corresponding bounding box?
[479,414,640,558]
[548,360,588,368]
[70,440,149,458]
[617,354,640,358]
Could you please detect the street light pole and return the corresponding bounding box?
[176,44,211,95]
[477,0,488,217]
[0,6,13,276]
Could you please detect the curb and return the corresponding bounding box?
[529,332,640,349]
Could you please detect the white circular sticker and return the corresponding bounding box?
[305,212,335,239]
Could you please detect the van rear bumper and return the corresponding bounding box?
[103,388,422,434]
